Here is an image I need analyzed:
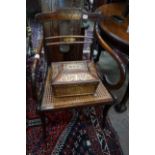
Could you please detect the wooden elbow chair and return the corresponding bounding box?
[29,8,127,141]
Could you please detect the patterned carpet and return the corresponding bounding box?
[27,97,123,155]
[26,20,123,155]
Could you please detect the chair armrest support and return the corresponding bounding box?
[95,25,126,89]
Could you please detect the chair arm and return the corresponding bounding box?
[95,25,126,89]
[31,54,41,99]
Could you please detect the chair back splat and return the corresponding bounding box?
[36,8,94,63]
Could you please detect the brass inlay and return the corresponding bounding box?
[63,37,76,43]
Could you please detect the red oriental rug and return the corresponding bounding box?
[27,97,123,155]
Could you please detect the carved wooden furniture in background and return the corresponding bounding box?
[96,2,129,54]
[95,2,129,112]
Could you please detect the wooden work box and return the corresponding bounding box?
[51,60,100,97]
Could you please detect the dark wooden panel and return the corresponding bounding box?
[40,1,84,63]
[26,0,41,17]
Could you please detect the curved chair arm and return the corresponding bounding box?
[31,54,41,100]
[30,36,44,100]
[95,25,126,89]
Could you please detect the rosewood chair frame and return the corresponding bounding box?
[30,8,127,142]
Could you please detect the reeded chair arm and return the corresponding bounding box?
[31,38,44,100]
[31,54,40,84]
[95,25,126,89]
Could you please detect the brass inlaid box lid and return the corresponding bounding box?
[51,60,99,85]
[51,60,100,97]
